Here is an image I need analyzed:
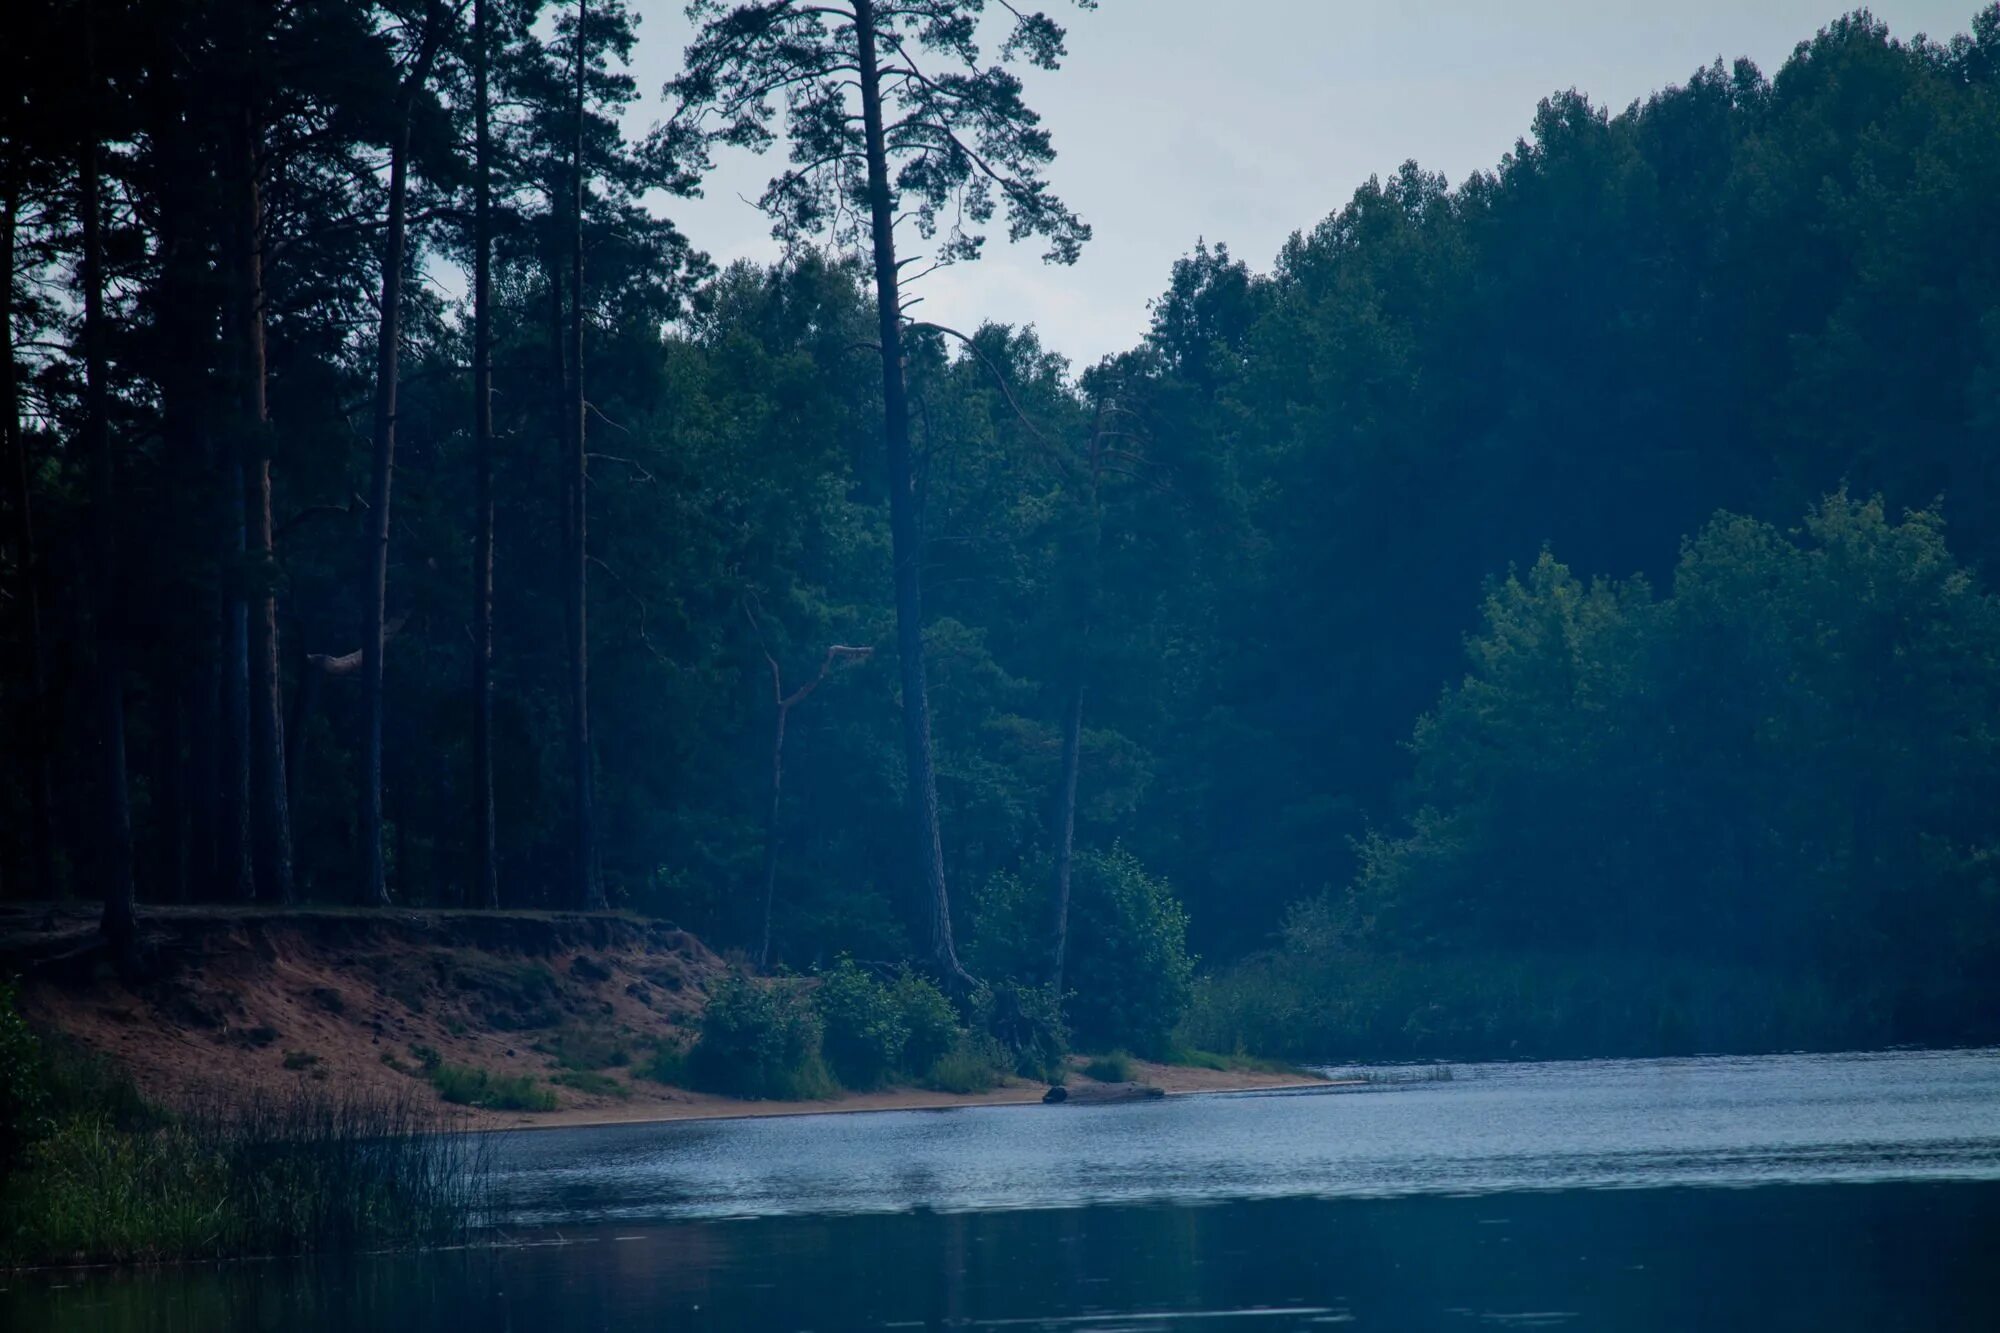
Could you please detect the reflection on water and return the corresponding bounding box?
[7,1049,2000,1331]
[11,1186,1998,1331]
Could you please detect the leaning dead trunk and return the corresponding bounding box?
[853,0,969,984]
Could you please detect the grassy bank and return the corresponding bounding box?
[1,985,485,1268]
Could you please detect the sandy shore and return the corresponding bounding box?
[483,1060,1335,1131]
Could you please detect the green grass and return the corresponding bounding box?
[428,1064,558,1112]
[637,1040,689,1087]
[534,1026,632,1072]
[1163,1047,1308,1076]
[923,1039,1003,1095]
[1081,1050,1135,1083]
[0,1089,487,1267]
[551,1069,629,1099]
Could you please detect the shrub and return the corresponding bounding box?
[970,848,1196,1058]
[282,1050,319,1071]
[813,957,908,1090]
[638,1038,690,1087]
[1082,1050,1133,1083]
[552,1069,629,1099]
[536,1025,632,1072]
[688,973,834,1100]
[1,981,47,1165]
[971,979,1068,1082]
[923,1034,1007,1094]
[429,1064,558,1112]
[891,968,961,1075]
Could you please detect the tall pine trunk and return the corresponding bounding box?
[2,171,56,901]
[1049,676,1084,991]
[153,110,207,908]
[82,21,136,950]
[470,0,500,909]
[853,0,968,982]
[235,97,292,905]
[216,41,256,905]
[566,0,601,910]
[360,99,419,908]
[1050,404,1107,993]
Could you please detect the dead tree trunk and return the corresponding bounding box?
[853,0,970,984]
[754,634,871,968]
[470,0,500,909]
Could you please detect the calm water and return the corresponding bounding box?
[9,1048,2000,1331]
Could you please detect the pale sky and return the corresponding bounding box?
[624,0,1981,366]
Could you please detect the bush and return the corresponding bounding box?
[688,973,834,1100]
[536,1025,632,1072]
[1082,1051,1134,1083]
[1,981,47,1165]
[813,957,908,1090]
[891,968,961,1074]
[552,1069,629,1099]
[970,848,1196,1058]
[638,1038,690,1087]
[971,979,1068,1082]
[429,1064,558,1112]
[923,1033,1007,1094]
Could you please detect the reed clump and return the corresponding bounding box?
[1,984,487,1267]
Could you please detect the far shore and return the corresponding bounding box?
[480,1061,1343,1132]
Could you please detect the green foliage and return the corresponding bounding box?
[282,1050,320,1072]
[974,849,1196,1056]
[1194,497,2000,1059]
[551,1069,630,1099]
[0,995,484,1266]
[890,968,962,1076]
[688,974,835,1100]
[969,979,1068,1082]
[0,983,45,1165]
[922,1034,1008,1095]
[537,1026,633,1072]
[638,1039,691,1088]
[429,1065,559,1112]
[813,958,908,1090]
[1081,1051,1133,1083]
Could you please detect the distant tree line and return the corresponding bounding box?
[3,2,1999,1051]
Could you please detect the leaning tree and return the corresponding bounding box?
[669,0,1094,982]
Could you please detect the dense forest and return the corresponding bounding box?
[4,1,2000,1058]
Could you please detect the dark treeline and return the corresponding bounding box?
[4,1,1999,1056]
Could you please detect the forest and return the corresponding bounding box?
[4,0,2000,1062]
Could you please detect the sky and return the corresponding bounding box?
[622,0,1981,366]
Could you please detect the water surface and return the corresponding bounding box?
[9,1048,1999,1331]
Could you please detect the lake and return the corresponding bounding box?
[9,1048,2000,1330]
